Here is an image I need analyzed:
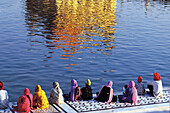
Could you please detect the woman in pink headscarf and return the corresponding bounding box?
[119,81,137,104]
[95,81,113,103]
[12,88,33,112]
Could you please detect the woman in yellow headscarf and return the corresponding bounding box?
[33,85,49,109]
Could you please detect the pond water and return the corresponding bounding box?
[0,0,170,102]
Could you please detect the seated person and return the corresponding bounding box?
[119,81,137,104]
[81,79,92,101]
[33,85,49,109]
[147,72,163,97]
[0,81,9,109]
[64,79,81,101]
[95,81,113,103]
[49,82,64,105]
[135,76,145,95]
[12,88,33,112]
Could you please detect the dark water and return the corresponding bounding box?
[0,0,169,102]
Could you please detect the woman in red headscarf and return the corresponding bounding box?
[0,81,9,109]
[12,88,33,112]
[147,72,163,97]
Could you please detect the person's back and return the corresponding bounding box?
[12,88,33,112]
[49,82,64,105]
[95,86,110,102]
[95,81,113,103]
[136,83,144,95]
[17,95,30,112]
[135,76,145,95]
[148,80,163,97]
[147,72,163,97]
[33,85,49,109]
[153,80,163,97]
[81,85,92,100]
[124,81,137,104]
[0,81,9,109]
[81,79,92,101]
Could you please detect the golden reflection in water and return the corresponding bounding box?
[25,0,117,69]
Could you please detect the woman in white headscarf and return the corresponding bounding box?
[49,82,64,105]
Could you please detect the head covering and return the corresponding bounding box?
[71,79,78,88]
[106,81,113,88]
[35,85,42,92]
[138,76,142,83]
[52,82,61,95]
[0,81,4,90]
[154,72,161,81]
[128,81,135,88]
[86,79,91,86]
[69,79,78,101]
[24,88,30,95]
[53,82,59,88]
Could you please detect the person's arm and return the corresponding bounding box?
[5,91,9,106]
[30,94,33,108]
[69,88,74,101]
[17,96,21,105]
[78,87,81,97]
[106,88,113,103]
[142,84,145,93]
[90,87,93,99]
[75,87,81,100]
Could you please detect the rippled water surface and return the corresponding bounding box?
[0,0,170,101]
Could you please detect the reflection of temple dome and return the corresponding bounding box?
[55,0,117,37]
[26,0,117,37]
[25,0,117,68]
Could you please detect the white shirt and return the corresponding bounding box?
[0,90,9,109]
[147,80,163,97]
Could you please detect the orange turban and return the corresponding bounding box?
[138,76,142,83]
[154,72,161,81]
[0,81,4,90]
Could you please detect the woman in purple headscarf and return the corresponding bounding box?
[95,81,113,103]
[64,79,81,101]
[119,81,138,104]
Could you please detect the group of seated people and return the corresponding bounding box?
[0,72,163,112]
[0,83,60,112]
[63,72,163,104]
